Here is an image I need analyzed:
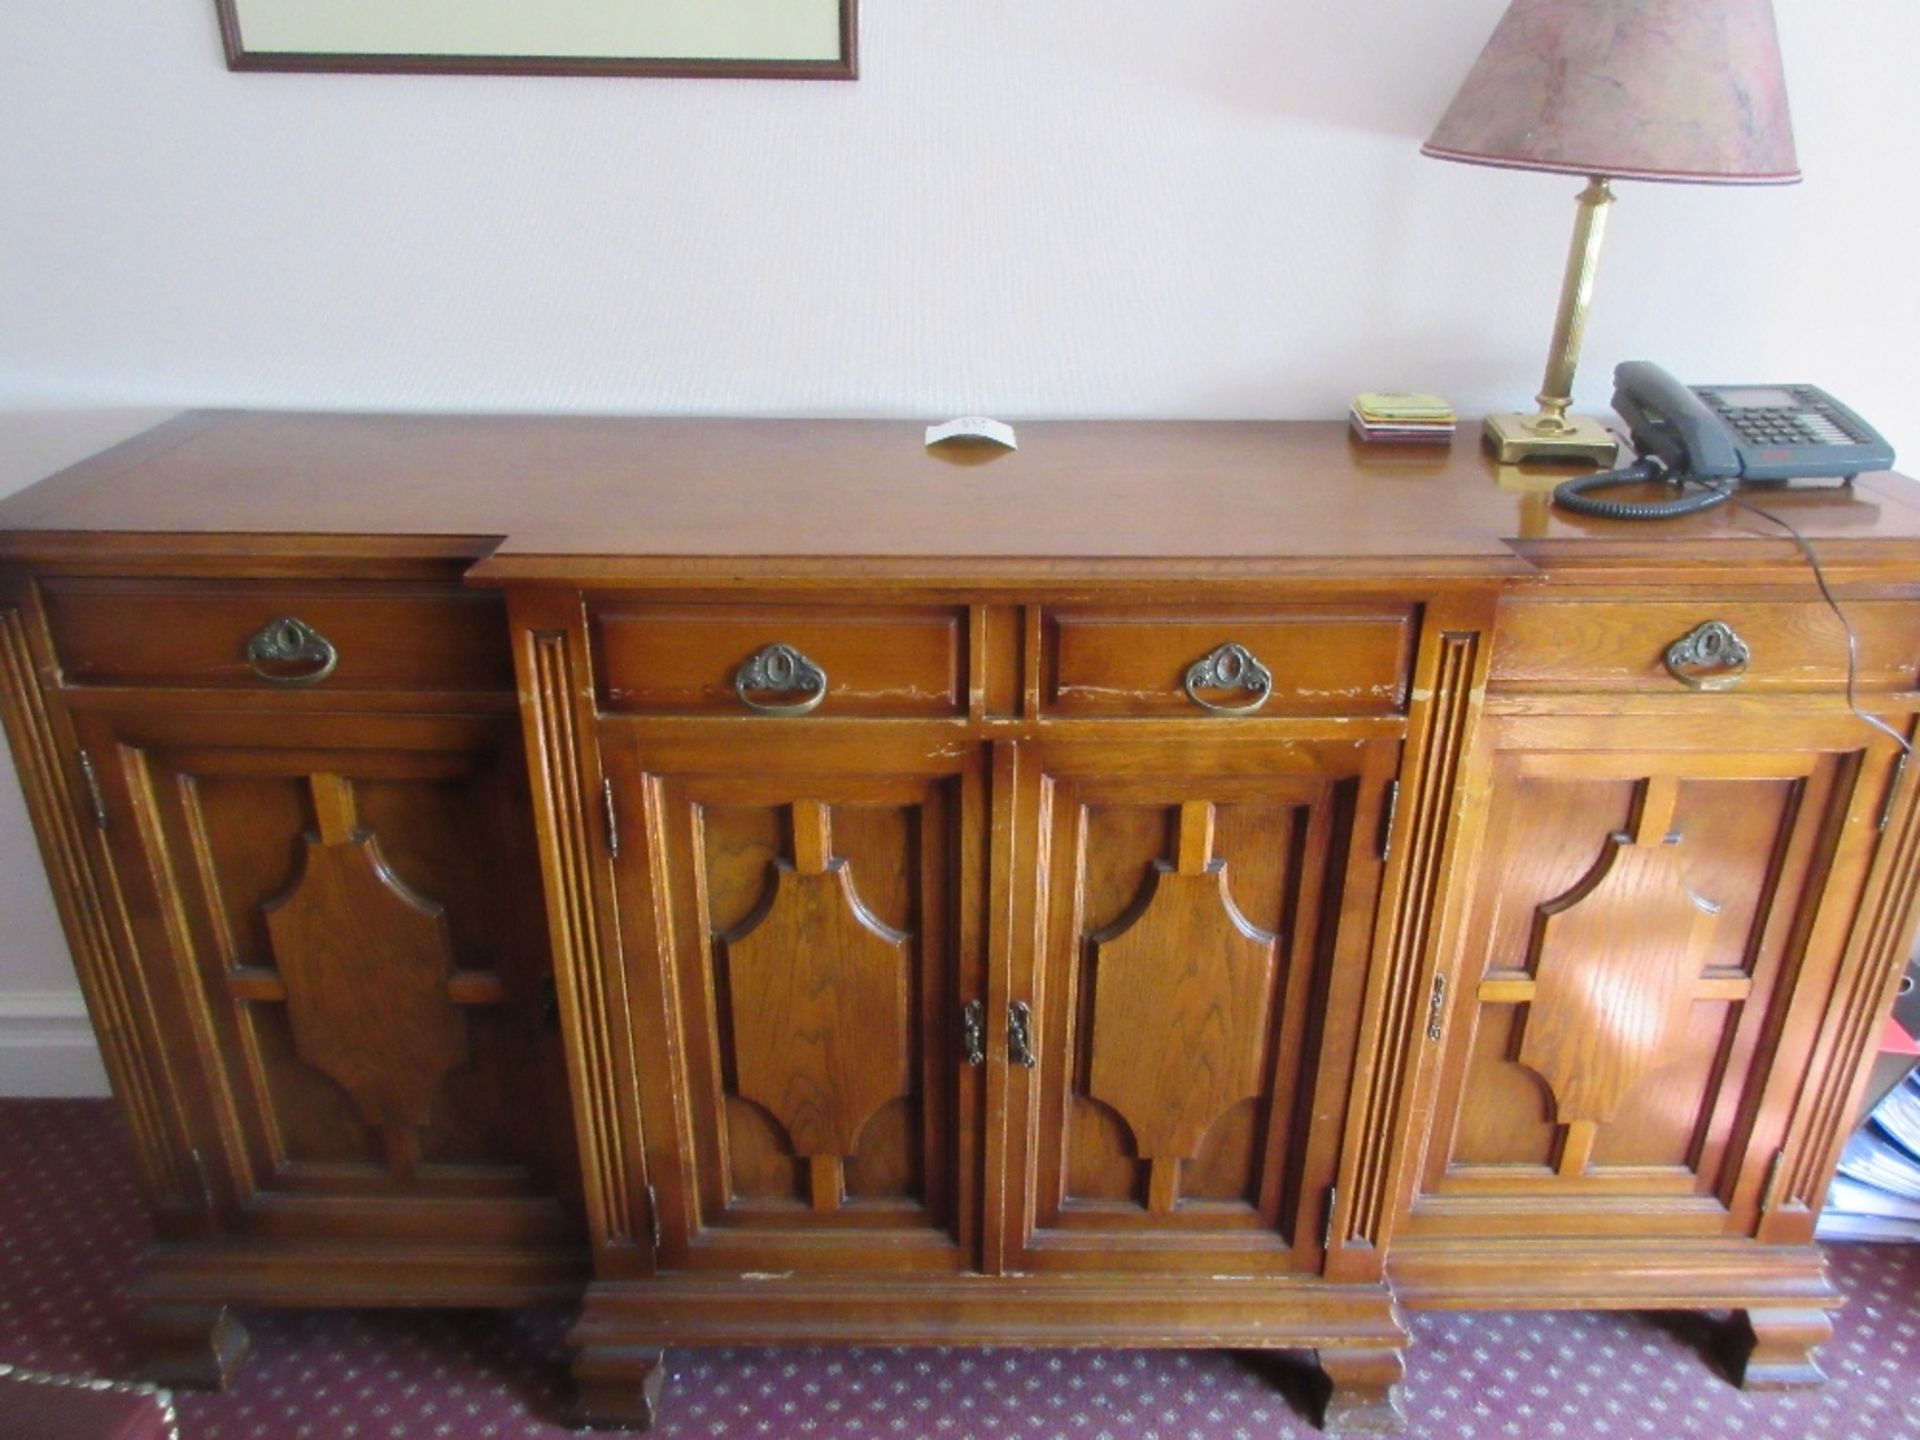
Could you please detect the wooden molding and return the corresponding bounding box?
[0,600,200,1205]
[1338,617,1488,1261]
[1774,730,1920,1230]
[517,620,640,1257]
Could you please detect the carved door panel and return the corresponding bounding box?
[1408,728,1893,1240]
[601,727,979,1274]
[1007,737,1401,1275]
[73,707,580,1244]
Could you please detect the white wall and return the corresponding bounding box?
[2,2,1917,1092]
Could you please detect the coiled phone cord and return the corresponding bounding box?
[1552,457,1735,519]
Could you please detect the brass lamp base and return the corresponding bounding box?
[1482,412,1620,465]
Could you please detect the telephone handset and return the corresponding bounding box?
[1552,362,1896,519]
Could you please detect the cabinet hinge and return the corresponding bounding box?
[1760,1148,1789,1215]
[77,750,108,831]
[602,777,620,859]
[1426,972,1448,1043]
[1322,1185,1339,1251]
[644,1183,662,1252]
[1878,752,1910,833]
[1379,780,1399,860]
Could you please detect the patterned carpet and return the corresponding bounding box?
[2,1099,1915,1440]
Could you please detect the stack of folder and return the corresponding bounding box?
[1821,1062,1920,1242]
[1349,393,1457,445]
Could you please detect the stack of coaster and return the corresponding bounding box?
[0,1363,177,1440]
[1349,393,1457,445]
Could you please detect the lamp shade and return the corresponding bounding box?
[1423,0,1799,184]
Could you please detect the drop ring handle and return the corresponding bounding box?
[1183,643,1274,715]
[734,643,829,716]
[1664,621,1750,692]
[246,616,338,688]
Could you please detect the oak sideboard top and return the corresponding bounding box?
[4,410,1920,584]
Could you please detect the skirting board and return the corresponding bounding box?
[0,990,109,1096]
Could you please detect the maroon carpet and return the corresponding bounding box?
[2,1099,1915,1440]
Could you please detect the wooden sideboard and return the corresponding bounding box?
[5,412,1919,1433]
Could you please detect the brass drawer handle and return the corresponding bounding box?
[246,616,338,688]
[1664,620,1750,691]
[1183,643,1274,715]
[734,643,828,716]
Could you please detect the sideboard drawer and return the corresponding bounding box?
[590,601,966,717]
[42,578,513,693]
[1041,604,1414,717]
[1490,599,1920,693]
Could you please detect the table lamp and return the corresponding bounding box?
[1423,0,1800,463]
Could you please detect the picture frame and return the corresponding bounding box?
[214,0,858,80]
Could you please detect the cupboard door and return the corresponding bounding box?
[1007,737,1400,1275]
[602,728,980,1273]
[74,708,579,1245]
[1407,730,1891,1241]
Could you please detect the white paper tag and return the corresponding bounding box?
[925,416,1017,451]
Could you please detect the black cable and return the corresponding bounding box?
[1552,458,1735,519]
[1720,488,1914,757]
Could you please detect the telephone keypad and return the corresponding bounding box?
[1710,392,1866,451]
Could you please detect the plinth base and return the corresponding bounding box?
[1483,412,1620,465]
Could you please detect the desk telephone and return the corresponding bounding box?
[1552,361,1896,519]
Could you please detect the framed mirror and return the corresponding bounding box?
[215,0,857,79]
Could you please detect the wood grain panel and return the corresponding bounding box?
[42,578,512,692]
[1087,802,1278,1209]
[1044,605,1413,717]
[1513,793,1727,1158]
[1013,739,1396,1276]
[1409,737,1860,1240]
[590,602,963,717]
[1491,598,1920,693]
[15,414,1920,580]
[722,804,913,1212]
[261,775,478,1182]
[602,728,975,1273]
[55,698,586,1301]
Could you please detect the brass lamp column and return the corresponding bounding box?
[1423,0,1802,466]
[1485,177,1620,464]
